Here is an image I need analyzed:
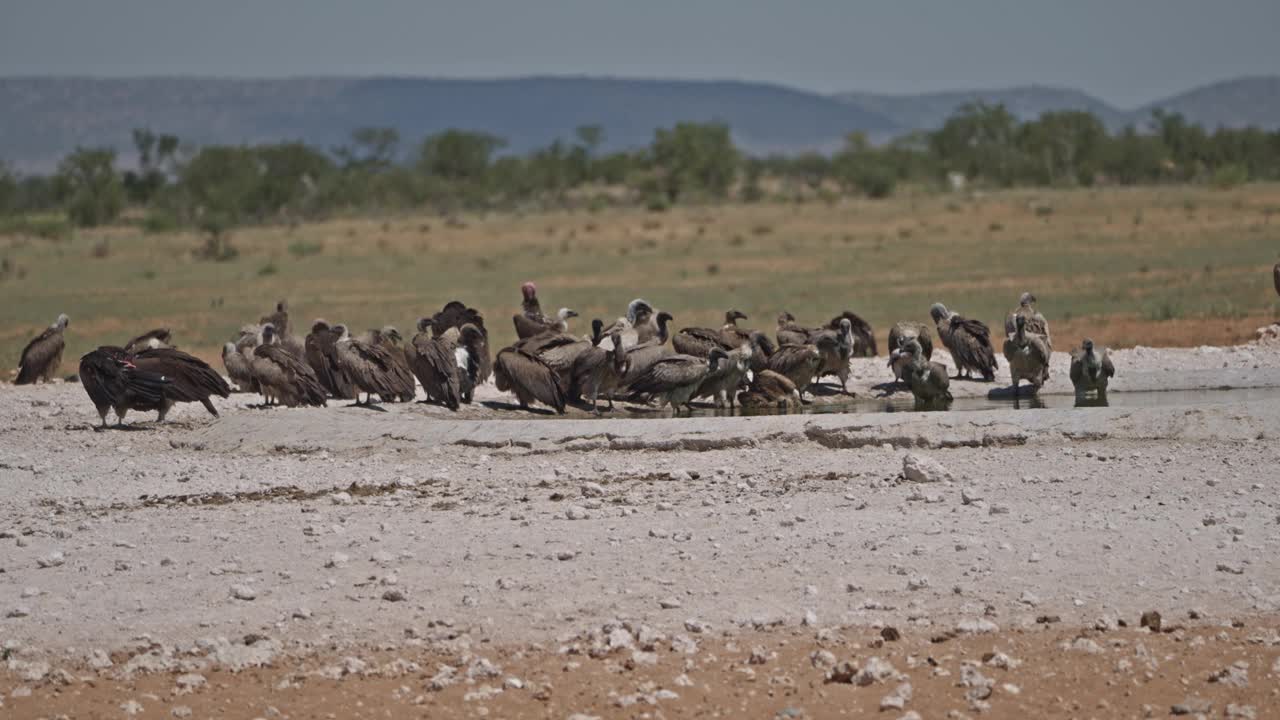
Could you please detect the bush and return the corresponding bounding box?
[0,215,73,241]
[1211,164,1248,190]
[288,240,323,258]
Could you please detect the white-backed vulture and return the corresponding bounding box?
[775,312,812,348]
[428,300,492,385]
[765,343,822,401]
[812,318,855,393]
[569,323,630,414]
[1070,338,1115,398]
[252,324,328,407]
[900,338,952,407]
[124,328,173,354]
[673,310,749,358]
[1002,314,1051,396]
[629,349,727,415]
[518,328,594,385]
[304,320,355,399]
[745,331,776,373]
[826,311,877,357]
[693,344,751,409]
[887,322,933,382]
[737,369,801,409]
[1004,292,1050,339]
[16,314,68,384]
[617,311,676,392]
[494,343,567,414]
[331,324,404,406]
[222,342,257,393]
[259,300,305,359]
[601,298,657,349]
[130,347,231,420]
[409,317,464,411]
[930,303,998,381]
[719,310,753,349]
[79,346,169,427]
[369,326,417,402]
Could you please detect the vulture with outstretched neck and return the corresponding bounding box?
[887,322,933,382]
[617,311,676,393]
[600,299,658,349]
[123,328,173,354]
[252,324,327,407]
[513,282,579,338]
[16,314,69,384]
[930,302,998,381]
[692,343,752,409]
[569,322,630,414]
[900,337,952,407]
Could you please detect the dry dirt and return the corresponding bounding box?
[2,339,1280,718]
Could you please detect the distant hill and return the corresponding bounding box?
[2,74,1278,172]
[0,76,895,172]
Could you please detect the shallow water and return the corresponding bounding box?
[595,385,1280,419]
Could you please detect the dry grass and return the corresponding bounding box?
[2,184,1279,371]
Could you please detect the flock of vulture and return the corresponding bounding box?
[10,277,1145,427]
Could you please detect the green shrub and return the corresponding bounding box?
[1211,164,1248,190]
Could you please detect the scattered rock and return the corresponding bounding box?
[382,589,407,602]
[36,551,65,568]
[229,584,256,601]
[903,454,950,483]
[1170,697,1212,715]
[659,597,682,609]
[1139,610,1161,632]
[1208,661,1249,687]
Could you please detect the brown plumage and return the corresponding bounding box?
[775,312,813,348]
[78,346,170,427]
[629,349,726,415]
[260,300,290,337]
[1070,338,1115,398]
[494,343,566,414]
[409,318,463,411]
[1273,262,1279,298]
[369,327,417,402]
[16,314,68,384]
[888,322,934,382]
[826,311,877,357]
[304,320,355,399]
[131,347,231,420]
[900,338,952,407]
[930,303,998,381]
[222,342,257,393]
[518,329,594,386]
[737,369,801,409]
[569,322,630,414]
[618,311,676,393]
[673,310,749,358]
[513,281,579,339]
[331,325,404,406]
[765,343,822,400]
[1004,292,1050,339]
[1002,314,1051,396]
[123,328,172,354]
[252,325,327,407]
[428,300,491,385]
[812,318,855,393]
[693,343,752,409]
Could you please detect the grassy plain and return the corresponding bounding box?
[3,184,1279,372]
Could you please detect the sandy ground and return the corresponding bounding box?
[2,338,1279,717]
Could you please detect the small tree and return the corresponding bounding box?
[417,130,505,182]
[0,161,15,215]
[58,147,125,227]
[649,122,739,202]
[335,127,400,171]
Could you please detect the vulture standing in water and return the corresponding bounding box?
[672,310,748,358]
[130,347,231,420]
[427,300,492,385]
[16,314,69,384]
[930,303,998,381]
[368,327,417,402]
[331,324,404,407]
[887,322,933,382]
[812,318,856,394]
[569,323,630,414]
[899,338,952,407]
[513,282,579,338]
[304,320,355,399]
[1004,292,1050,338]
[494,342,567,414]
[737,369,801,409]
[252,324,327,407]
[124,328,173,354]
[600,299,658,349]
[629,349,728,415]
[617,311,676,394]
[222,342,257,393]
[766,342,822,401]
[1002,314,1051,396]
[692,344,752,409]
[1070,338,1115,399]
[79,347,169,428]
[825,311,877,357]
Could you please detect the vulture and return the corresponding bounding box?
[78,347,169,427]
[812,318,855,393]
[453,324,487,404]
[518,328,595,385]
[130,347,231,420]
[1004,292,1050,339]
[332,324,405,407]
[775,312,813,348]
[693,344,752,409]
[427,300,492,385]
[1274,262,1280,298]
[222,342,257,393]
[672,310,749,358]
[15,313,69,384]
[1070,338,1115,399]
[629,349,728,415]
[887,322,933,382]
[1002,314,1051,396]
[737,369,801,409]
[930,303,998,381]
[899,338,952,407]
[494,342,567,414]
[617,311,676,393]
[369,327,417,402]
[745,331,776,373]
[765,342,822,401]
[124,328,173,354]
[569,323,630,414]
[513,281,579,338]
[304,320,355,399]
[601,299,658,349]
[251,324,328,407]
[825,311,877,357]
[259,300,304,358]
[409,317,465,410]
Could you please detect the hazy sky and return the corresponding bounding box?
[3,0,1278,107]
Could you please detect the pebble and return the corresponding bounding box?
[382,589,407,602]
[907,576,930,591]
[6,606,31,618]
[902,454,950,483]
[230,585,256,601]
[565,505,589,520]
[325,552,350,568]
[36,551,65,568]
[659,597,683,609]
[580,482,605,498]
[684,619,710,634]
[331,491,353,505]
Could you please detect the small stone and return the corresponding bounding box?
[1018,591,1040,607]
[331,491,353,505]
[6,606,30,618]
[292,607,312,619]
[230,584,256,601]
[565,505,589,520]
[580,482,605,498]
[174,673,207,691]
[1170,697,1212,715]
[1217,562,1245,575]
[988,504,1010,515]
[1139,610,1161,632]
[382,589,407,602]
[684,619,710,634]
[325,552,349,568]
[171,706,193,718]
[36,551,65,568]
[1208,662,1249,687]
[902,454,950,483]
[802,609,818,626]
[880,626,901,642]
[1225,704,1257,719]
[659,597,682,609]
[906,576,929,591]
[120,699,144,715]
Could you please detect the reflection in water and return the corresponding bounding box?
[1074,393,1110,408]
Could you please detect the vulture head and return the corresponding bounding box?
[1019,292,1036,307]
[521,282,538,301]
[381,326,403,344]
[416,317,433,333]
[332,324,351,341]
[276,300,288,313]
[626,298,653,325]
[55,313,70,330]
[655,311,674,329]
[708,347,729,370]
[1082,338,1095,354]
[928,303,950,323]
[1015,314,1027,333]
[223,342,237,358]
[776,311,795,327]
[557,308,579,321]
[725,309,748,324]
[903,338,926,363]
[261,323,277,345]
[311,319,331,334]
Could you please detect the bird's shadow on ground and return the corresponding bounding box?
[479,400,559,416]
[870,381,907,399]
[341,402,389,413]
[89,423,154,433]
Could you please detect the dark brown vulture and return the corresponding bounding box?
[673,310,748,358]
[765,342,822,401]
[1003,292,1050,339]
[568,322,630,414]
[513,281,579,339]
[409,317,465,411]
[123,328,173,354]
[368,327,417,402]
[130,347,231,419]
[251,324,328,407]
[826,311,877,357]
[304,320,355,399]
[428,300,492,384]
[79,346,169,428]
[494,341,567,414]
[737,369,801,409]
[930,303,998,381]
[331,324,404,407]
[628,349,727,415]
[16,314,69,385]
